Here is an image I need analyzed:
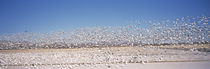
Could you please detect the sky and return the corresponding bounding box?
[0,0,210,34]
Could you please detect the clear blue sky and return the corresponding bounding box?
[0,0,209,34]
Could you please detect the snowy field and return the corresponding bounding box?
[6,62,210,69]
[0,44,210,69]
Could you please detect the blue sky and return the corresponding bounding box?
[0,0,209,34]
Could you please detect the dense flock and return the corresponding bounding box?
[0,16,209,49]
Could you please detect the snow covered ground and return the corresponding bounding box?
[0,45,210,69]
[5,62,210,69]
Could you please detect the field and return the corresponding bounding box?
[0,44,210,69]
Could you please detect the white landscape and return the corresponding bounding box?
[1,44,210,69]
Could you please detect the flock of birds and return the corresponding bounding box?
[0,16,209,50]
[0,16,209,69]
